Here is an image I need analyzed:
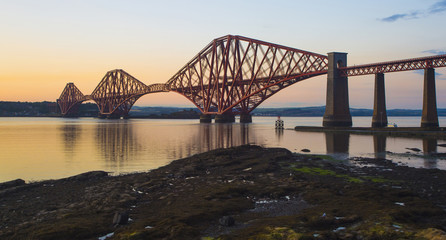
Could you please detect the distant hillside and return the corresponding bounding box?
[130,107,200,119]
[131,106,446,117]
[130,106,199,116]
[252,106,446,117]
[0,101,98,117]
[1,102,446,117]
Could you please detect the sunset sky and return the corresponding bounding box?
[1,0,445,109]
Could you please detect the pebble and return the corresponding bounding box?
[219,216,235,226]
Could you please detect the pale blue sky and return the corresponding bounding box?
[1,0,445,109]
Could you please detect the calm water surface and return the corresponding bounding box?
[1,116,446,182]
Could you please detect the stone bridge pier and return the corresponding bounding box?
[323,52,352,127]
[323,52,440,128]
[421,68,439,128]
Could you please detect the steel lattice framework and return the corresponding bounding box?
[57,70,169,116]
[57,83,87,115]
[57,35,446,118]
[166,35,328,114]
[90,69,152,116]
[340,54,446,76]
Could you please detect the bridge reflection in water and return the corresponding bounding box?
[95,122,139,170]
[190,123,253,155]
[321,131,440,168]
[55,120,445,177]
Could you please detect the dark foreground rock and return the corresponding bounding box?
[1,145,446,239]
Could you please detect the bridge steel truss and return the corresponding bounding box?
[57,83,87,116]
[57,34,446,121]
[57,69,169,117]
[166,35,328,115]
[339,54,446,76]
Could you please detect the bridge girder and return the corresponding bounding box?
[57,35,446,118]
[90,69,151,117]
[340,54,446,76]
[166,35,329,114]
[57,83,85,115]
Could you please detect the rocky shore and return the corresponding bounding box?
[1,145,446,239]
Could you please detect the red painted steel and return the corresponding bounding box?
[57,83,86,115]
[90,69,151,116]
[58,70,169,116]
[57,35,446,118]
[339,54,446,77]
[57,35,329,116]
[166,35,329,114]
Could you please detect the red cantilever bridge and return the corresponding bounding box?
[58,35,446,126]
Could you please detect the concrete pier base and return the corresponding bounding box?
[323,52,352,127]
[421,68,439,128]
[372,73,388,128]
[239,113,252,123]
[200,114,212,123]
[215,113,235,123]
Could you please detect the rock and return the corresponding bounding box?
[68,171,109,181]
[113,212,129,226]
[0,179,25,190]
[301,149,311,153]
[405,148,421,152]
[416,228,446,239]
[219,216,235,226]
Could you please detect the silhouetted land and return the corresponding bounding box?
[0,101,98,117]
[2,101,446,118]
[253,106,446,117]
[1,146,446,239]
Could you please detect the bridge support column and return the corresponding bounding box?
[372,73,388,128]
[239,113,252,123]
[421,68,439,128]
[200,114,212,123]
[323,52,352,127]
[215,113,235,123]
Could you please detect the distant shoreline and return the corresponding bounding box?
[2,101,446,117]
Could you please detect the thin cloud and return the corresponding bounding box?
[380,0,446,22]
[429,0,446,13]
[414,69,445,80]
[381,12,420,22]
[381,14,408,22]
[423,49,446,55]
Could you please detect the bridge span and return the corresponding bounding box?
[57,35,446,126]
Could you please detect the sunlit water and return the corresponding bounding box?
[1,116,446,182]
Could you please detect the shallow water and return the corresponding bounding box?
[0,116,445,182]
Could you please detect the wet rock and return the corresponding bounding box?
[113,212,129,226]
[405,147,421,152]
[219,216,235,226]
[68,171,109,181]
[0,179,25,190]
[416,228,446,239]
[301,149,311,153]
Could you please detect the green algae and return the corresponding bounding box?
[362,176,392,183]
[291,166,363,183]
[253,227,303,240]
[294,153,339,162]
